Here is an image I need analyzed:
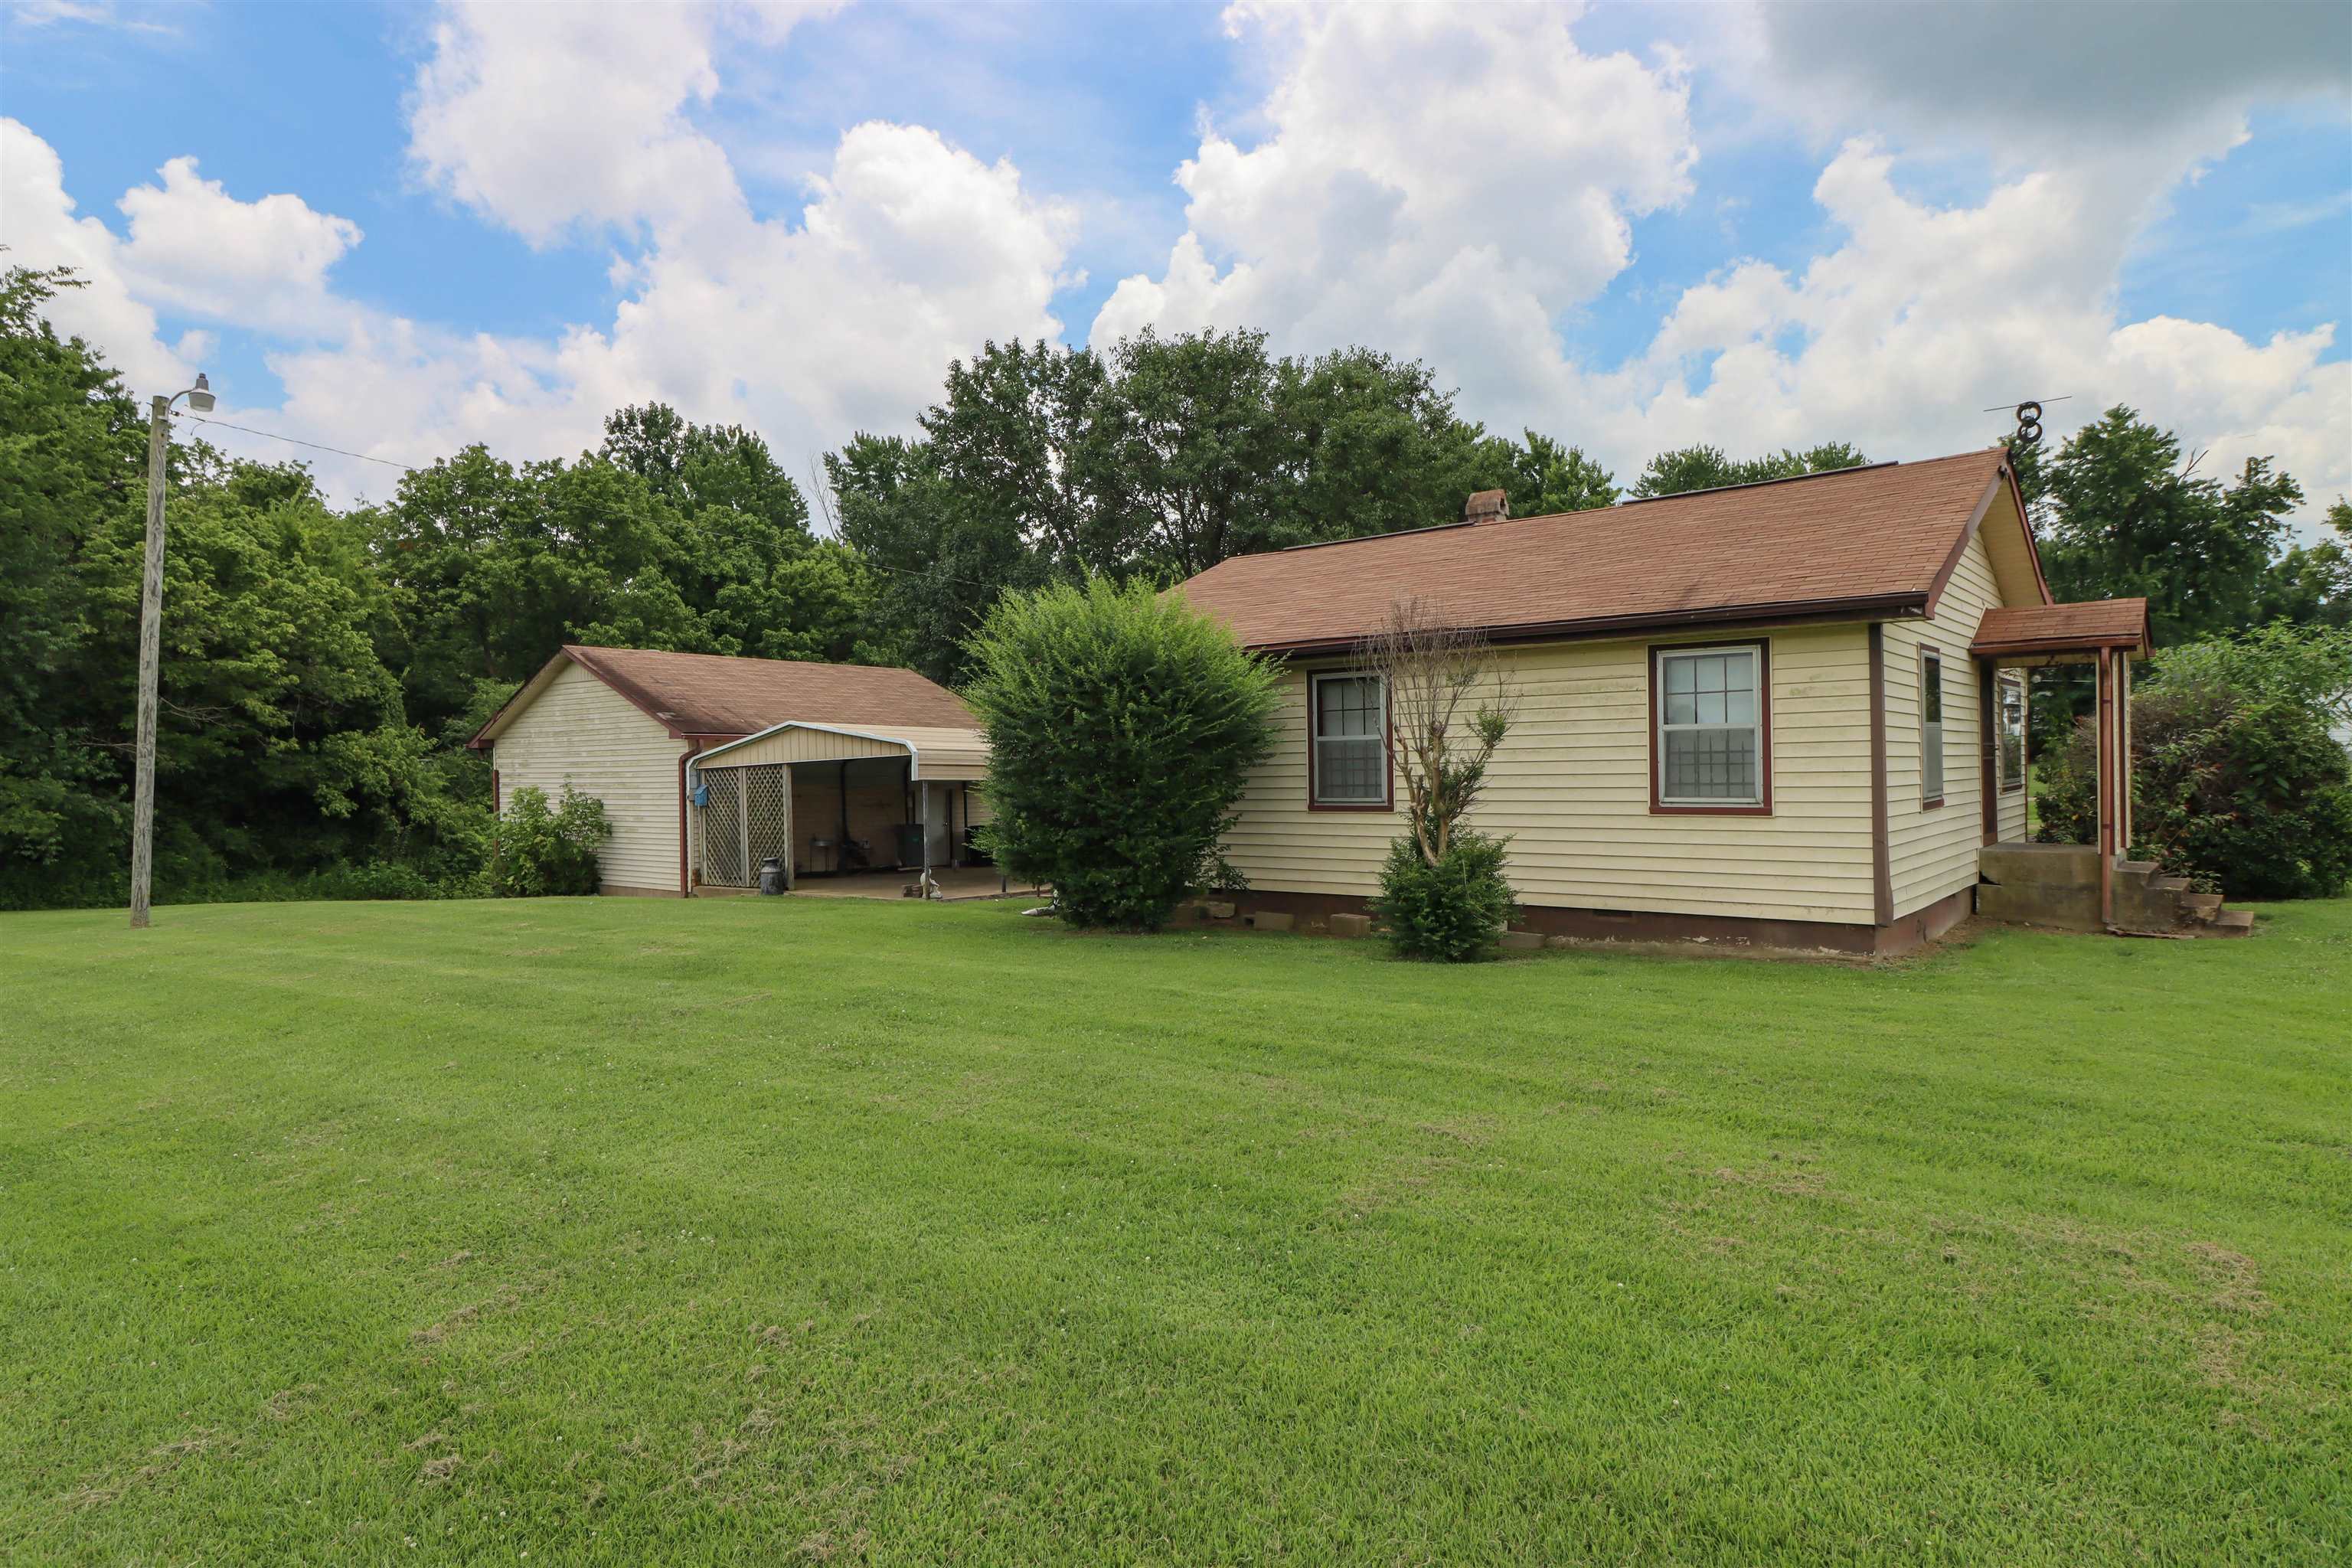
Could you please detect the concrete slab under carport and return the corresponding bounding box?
[786,868,1041,902]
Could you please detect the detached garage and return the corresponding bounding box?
[470,645,991,897]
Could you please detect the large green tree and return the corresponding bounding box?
[2032,407,2302,645]
[0,265,144,873]
[1629,441,1868,499]
[831,330,1600,670]
[2259,498,2352,630]
[827,433,1044,686]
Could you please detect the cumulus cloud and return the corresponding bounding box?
[406,0,836,247]
[1094,0,1696,413]
[1,116,192,390]
[7,0,2343,524]
[274,118,1077,488]
[1095,1,2347,522]
[115,155,364,333]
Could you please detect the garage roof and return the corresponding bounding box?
[472,645,975,746]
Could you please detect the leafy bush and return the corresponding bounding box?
[2039,626,2352,899]
[1372,831,1519,962]
[965,577,1279,932]
[490,786,612,897]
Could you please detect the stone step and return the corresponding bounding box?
[2116,859,2161,879]
[2149,874,2191,893]
[2208,908,2255,937]
[2180,893,2223,923]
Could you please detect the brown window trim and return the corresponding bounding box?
[1648,639,1773,816]
[1997,671,2027,795]
[1919,642,1946,809]
[1306,668,1395,812]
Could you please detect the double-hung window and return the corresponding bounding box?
[1310,671,1388,807]
[1653,643,1766,809]
[1920,647,1946,807]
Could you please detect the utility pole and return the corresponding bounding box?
[129,373,213,929]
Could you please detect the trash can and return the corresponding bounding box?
[757,856,786,895]
[893,823,926,868]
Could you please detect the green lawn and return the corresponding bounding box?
[4,898,2347,1565]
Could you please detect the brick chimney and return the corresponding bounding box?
[1464,488,1508,524]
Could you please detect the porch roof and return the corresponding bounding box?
[1971,599,2151,662]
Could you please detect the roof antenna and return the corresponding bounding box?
[1981,394,2071,447]
[806,455,841,534]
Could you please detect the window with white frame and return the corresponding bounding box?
[1998,673,2026,793]
[1921,647,1946,805]
[1310,671,1387,805]
[1655,644,1765,806]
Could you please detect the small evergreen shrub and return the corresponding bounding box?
[965,577,1279,932]
[1372,831,1518,962]
[491,786,612,897]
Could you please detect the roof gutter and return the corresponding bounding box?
[1240,593,1930,656]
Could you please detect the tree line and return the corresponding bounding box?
[2,260,2344,907]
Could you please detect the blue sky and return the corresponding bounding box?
[5,1,2347,520]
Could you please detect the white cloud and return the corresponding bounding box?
[263,118,1077,494]
[0,116,191,391]
[1094,0,1697,416]
[115,155,363,333]
[406,0,836,247]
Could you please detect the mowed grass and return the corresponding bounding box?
[3,897,2347,1566]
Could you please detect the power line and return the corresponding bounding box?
[183,413,421,472]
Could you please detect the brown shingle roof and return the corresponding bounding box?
[475,646,973,744]
[1174,448,2017,650]
[1973,599,2151,657]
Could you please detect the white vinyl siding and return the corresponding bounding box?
[487,661,689,894]
[1221,624,1876,925]
[1884,532,2003,916]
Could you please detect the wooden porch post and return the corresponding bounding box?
[2096,646,2115,929]
[1978,660,1998,844]
[2119,653,2134,852]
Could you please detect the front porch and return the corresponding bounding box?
[1968,599,2249,937]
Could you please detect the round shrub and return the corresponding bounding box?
[964,577,1279,932]
[1371,831,1518,962]
[491,786,612,897]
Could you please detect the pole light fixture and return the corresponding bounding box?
[129,372,214,929]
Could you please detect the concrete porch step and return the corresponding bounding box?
[2207,908,2256,937]
[2149,874,2192,893]
[2179,892,2223,923]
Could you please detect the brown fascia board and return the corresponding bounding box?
[1971,633,2148,659]
[1923,472,2005,617]
[1243,593,1929,656]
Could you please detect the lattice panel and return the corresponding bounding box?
[697,767,746,887]
[696,763,792,888]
